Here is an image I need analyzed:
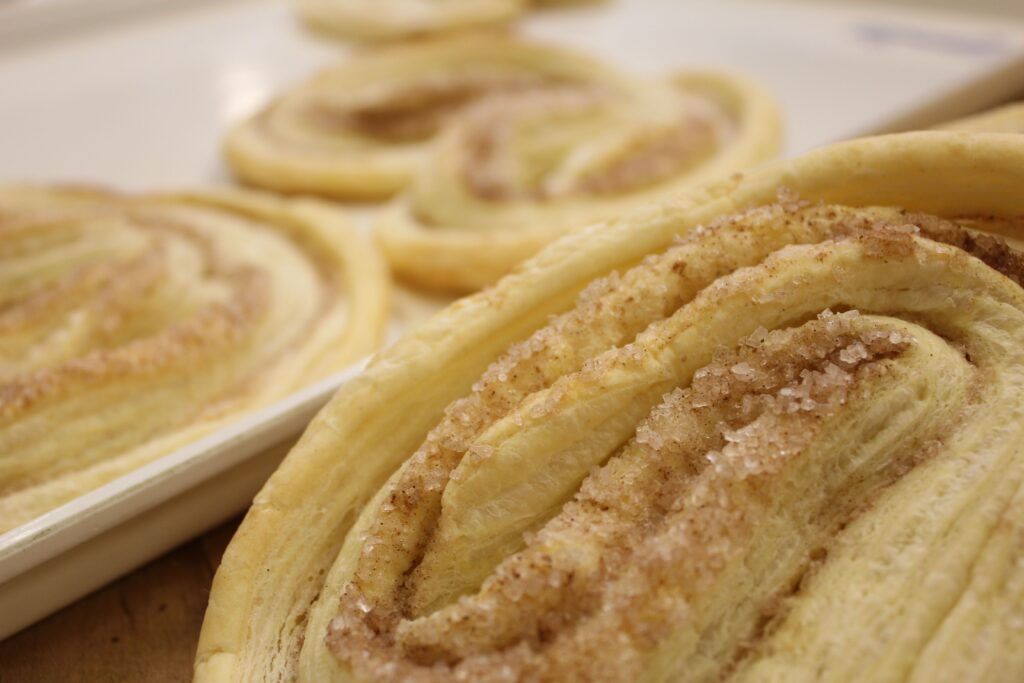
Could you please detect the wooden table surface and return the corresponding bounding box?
[0,518,240,683]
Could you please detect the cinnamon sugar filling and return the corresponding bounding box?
[300,72,558,143]
[457,90,730,202]
[324,200,1023,681]
[0,199,342,499]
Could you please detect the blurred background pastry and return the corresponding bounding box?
[224,35,644,200]
[0,187,389,533]
[296,0,596,41]
[376,70,779,291]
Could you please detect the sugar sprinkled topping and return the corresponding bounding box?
[318,199,1016,682]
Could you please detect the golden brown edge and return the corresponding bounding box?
[193,131,1024,681]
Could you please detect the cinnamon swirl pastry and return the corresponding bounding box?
[0,187,389,533]
[377,70,781,291]
[195,131,1024,683]
[224,35,637,199]
[296,0,589,41]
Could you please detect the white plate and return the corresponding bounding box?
[0,0,1023,640]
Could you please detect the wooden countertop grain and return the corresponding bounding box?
[0,518,238,683]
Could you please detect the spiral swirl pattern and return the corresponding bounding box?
[376,71,780,291]
[0,187,389,533]
[225,35,638,199]
[196,132,1024,682]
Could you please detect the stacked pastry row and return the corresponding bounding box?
[196,125,1024,682]
[2,28,779,530]
[226,34,782,290]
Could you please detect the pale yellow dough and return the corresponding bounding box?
[195,131,1024,682]
[376,70,782,292]
[0,187,390,533]
[296,0,592,41]
[935,101,1024,133]
[224,34,639,200]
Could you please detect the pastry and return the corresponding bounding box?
[0,187,390,533]
[935,101,1024,133]
[376,70,781,291]
[196,129,1024,682]
[296,0,589,41]
[224,35,636,199]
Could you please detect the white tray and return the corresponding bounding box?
[0,365,364,639]
[1,0,1023,641]
[0,281,447,640]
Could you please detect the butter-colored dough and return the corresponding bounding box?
[224,35,640,200]
[0,187,390,533]
[296,0,591,41]
[376,70,781,291]
[195,130,1024,682]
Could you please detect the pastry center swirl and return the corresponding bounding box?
[321,202,1024,681]
[0,189,387,534]
[457,88,732,202]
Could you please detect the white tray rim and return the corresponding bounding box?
[0,357,367,585]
